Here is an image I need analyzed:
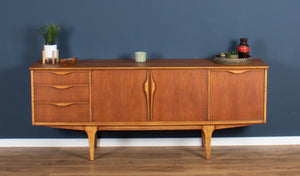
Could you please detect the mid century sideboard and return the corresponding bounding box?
[30,58,269,160]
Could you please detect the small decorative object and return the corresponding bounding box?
[36,22,61,64]
[135,51,146,63]
[217,52,227,58]
[238,38,250,58]
[59,57,78,66]
[214,56,252,65]
[214,38,252,65]
[228,50,238,59]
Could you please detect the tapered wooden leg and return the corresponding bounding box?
[201,130,205,147]
[85,126,97,161]
[42,51,46,64]
[94,132,98,148]
[202,125,214,160]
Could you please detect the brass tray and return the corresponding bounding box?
[214,57,252,65]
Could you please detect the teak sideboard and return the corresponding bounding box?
[30,59,269,160]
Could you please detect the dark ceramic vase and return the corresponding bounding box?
[238,38,250,58]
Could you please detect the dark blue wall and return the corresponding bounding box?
[0,0,299,138]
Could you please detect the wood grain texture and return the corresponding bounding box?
[34,103,90,122]
[43,124,253,131]
[33,71,89,85]
[31,70,35,124]
[150,72,156,120]
[1,146,299,176]
[210,70,265,121]
[33,120,264,127]
[207,70,211,120]
[85,126,97,161]
[264,69,268,123]
[89,70,93,122]
[30,59,269,161]
[30,58,269,70]
[92,70,148,122]
[34,85,89,102]
[143,71,151,121]
[202,125,215,160]
[152,70,208,121]
[226,70,249,74]
[43,124,252,131]
[51,71,73,75]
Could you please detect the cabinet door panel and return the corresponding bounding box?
[92,70,148,122]
[210,70,265,121]
[152,70,208,121]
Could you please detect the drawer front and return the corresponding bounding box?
[33,71,89,85]
[34,103,90,122]
[34,85,89,102]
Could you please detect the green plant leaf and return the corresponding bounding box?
[37,22,60,45]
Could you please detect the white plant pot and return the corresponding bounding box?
[44,44,58,58]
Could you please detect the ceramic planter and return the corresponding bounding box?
[44,44,57,58]
[229,54,238,59]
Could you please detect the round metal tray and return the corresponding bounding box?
[214,57,252,65]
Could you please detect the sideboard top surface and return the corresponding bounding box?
[30,58,268,70]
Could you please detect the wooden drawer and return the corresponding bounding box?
[34,85,89,102]
[33,71,89,85]
[34,103,90,122]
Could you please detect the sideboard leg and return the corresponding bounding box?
[94,132,98,148]
[202,125,215,160]
[85,126,98,161]
[201,130,205,147]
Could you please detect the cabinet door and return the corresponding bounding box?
[92,70,148,122]
[152,70,208,121]
[210,70,265,121]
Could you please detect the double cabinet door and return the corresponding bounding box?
[91,69,208,122]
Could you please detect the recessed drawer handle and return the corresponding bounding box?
[51,103,73,107]
[52,71,72,75]
[50,85,73,89]
[227,70,249,74]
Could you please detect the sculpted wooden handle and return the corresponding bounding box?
[144,72,151,121]
[227,70,249,74]
[51,103,73,107]
[150,72,156,121]
[52,71,72,75]
[50,85,73,89]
